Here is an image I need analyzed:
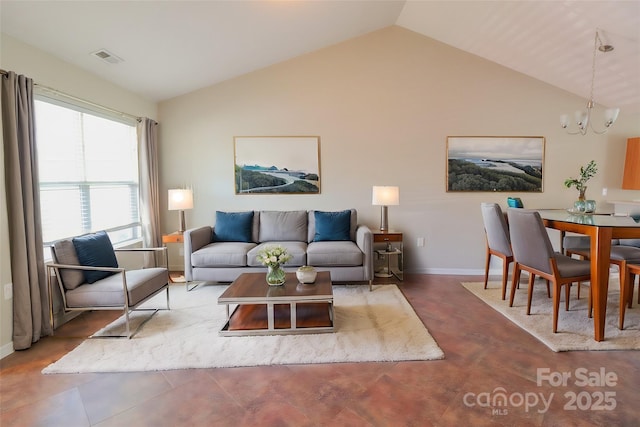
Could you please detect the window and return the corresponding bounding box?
[34,95,141,248]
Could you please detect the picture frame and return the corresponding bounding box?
[446,136,545,192]
[234,136,321,194]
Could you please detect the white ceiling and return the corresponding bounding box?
[2,1,639,113]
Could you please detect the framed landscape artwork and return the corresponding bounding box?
[446,136,545,192]
[234,136,321,194]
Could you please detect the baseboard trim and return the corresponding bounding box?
[405,266,618,276]
[0,341,14,359]
[406,268,485,275]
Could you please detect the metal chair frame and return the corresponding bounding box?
[47,247,170,339]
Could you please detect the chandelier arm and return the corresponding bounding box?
[588,122,610,135]
[559,30,618,136]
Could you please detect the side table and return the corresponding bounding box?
[162,232,192,289]
[162,231,184,245]
[373,232,403,281]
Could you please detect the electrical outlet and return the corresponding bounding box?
[3,283,12,300]
[417,237,425,247]
[602,187,608,196]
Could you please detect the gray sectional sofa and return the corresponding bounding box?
[183,209,373,286]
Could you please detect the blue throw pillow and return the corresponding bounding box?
[72,231,119,284]
[313,210,351,242]
[213,211,254,242]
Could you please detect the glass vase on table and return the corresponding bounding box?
[266,264,286,286]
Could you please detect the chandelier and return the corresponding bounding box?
[560,30,620,135]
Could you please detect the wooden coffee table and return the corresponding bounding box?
[218,271,334,336]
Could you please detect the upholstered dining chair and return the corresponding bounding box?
[619,262,640,330]
[47,231,170,338]
[564,236,640,329]
[507,209,592,333]
[627,262,640,307]
[480,203,514,300]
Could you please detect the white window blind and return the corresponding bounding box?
[34,96,141,246]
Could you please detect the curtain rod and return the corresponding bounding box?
[1,68,143,122]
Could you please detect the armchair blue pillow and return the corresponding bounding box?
[213,211,254,242]
[72,231,119,284]
[313,210,351,241]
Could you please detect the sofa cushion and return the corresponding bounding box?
[312,210,351,242]
[308,209,357,242]
[307,241,363,266]
[248,241,307,267]
[192,242,257,267]
[72,231,119,284]
[65,267,167,308]
[52,239,85,290]
[258,210,307,242]
[213,211,254,242]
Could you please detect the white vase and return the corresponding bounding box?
[296,266,317,284]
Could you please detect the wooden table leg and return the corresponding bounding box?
[590,227,612,342]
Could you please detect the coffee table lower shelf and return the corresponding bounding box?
[220,302,334,336]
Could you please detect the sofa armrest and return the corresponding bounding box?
[183,226,213,281]
[48,263,124,274]
[356,225,374,280]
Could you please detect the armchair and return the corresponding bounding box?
[47,231,170,338]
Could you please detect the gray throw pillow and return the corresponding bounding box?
[259,211,307,242]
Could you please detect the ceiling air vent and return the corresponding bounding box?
[91,49,123,64]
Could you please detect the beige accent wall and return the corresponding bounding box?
[0,34,157,356]
[158,26,640,271]
[2,25,640,356]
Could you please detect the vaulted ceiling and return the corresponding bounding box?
[2,1,639,112]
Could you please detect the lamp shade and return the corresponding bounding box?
[168,189,194,211]
[372,186,399,206]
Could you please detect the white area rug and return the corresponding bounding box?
[463,280,640,352]
[43,284,444,374]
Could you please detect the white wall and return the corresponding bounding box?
[0,34,157,357]
[158,26,640,272]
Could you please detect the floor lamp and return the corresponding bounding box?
[168,189,194,233]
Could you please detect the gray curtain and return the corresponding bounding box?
[1,71,51,350]
[137,118,161,248]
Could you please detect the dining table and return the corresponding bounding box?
[537,209,640,341]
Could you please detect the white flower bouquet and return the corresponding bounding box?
[256,245,292,268]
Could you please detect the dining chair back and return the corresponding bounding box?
[507,209,591,333]
[480,203,513,300]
